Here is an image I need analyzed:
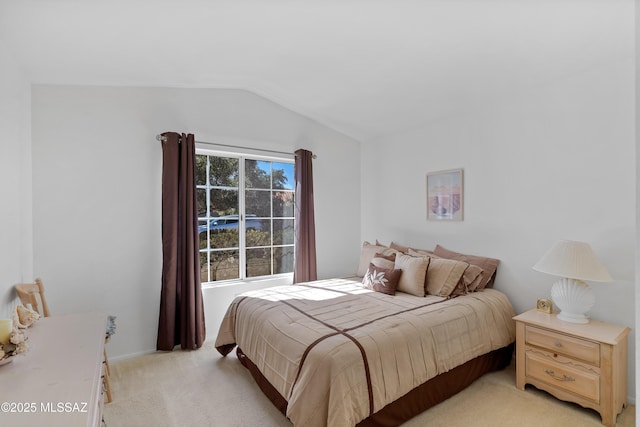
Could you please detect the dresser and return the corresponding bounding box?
[0,312,108,426]
[514,309,630,427]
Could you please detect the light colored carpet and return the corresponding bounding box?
[104,343,635,427]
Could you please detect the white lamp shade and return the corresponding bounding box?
[532,240,612,283]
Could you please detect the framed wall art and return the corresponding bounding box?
[426,168,463,221]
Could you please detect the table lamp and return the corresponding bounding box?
[532,240,612,323]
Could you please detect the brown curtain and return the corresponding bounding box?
[293,149,317,283]
[157,132,206,351]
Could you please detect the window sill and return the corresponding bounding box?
[201,273,293,290]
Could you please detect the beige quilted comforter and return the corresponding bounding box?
[215,278,515,427]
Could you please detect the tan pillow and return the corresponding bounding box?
[449,278,468,296]
[409,248,484,296]
[394,254,429,297]
[371,252,397,270]
[362,263,402,296]
[448,265,484,296]
[357,241,388,276]
[463,265,485,292]
[409,247,435,257]
[407,248,433,295]
[391,242,436,256]
[434,245,500,289]
[390,241,410,254]
[408,248,438,292]
[425,258,469,296]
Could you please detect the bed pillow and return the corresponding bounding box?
[434,245,500,289]
[357,241,389,276]
[409,247,435,257]
[425,257,469,296]
[448,264,484,296]
[394,253,429,297]
[371,252,397,270]
[362,263,402,296]
[409,248,483,296]
[463,265,485,292]
[390,241,410,254]
[390,242,435,256]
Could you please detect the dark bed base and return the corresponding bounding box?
[236,343,514,426]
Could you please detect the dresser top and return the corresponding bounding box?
[513,308,630,345]
[0,312,107,426]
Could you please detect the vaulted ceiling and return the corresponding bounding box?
[1,1,632,141]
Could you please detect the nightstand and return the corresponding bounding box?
[513,309,630,427]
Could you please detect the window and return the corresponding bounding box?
[196,151,295,284]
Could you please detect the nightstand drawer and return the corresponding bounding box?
[525,350,600,403]
[526,325,600,365]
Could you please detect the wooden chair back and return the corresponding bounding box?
[15,278,51,317]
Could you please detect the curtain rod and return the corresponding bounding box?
[155,134,317,159]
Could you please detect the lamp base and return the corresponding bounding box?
[550,278,594,324]
[556,311,589,324]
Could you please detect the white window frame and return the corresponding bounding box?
[196,147,295,286]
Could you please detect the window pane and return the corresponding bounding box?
[246,222,270,248]
[273,191,294,217]
[274,246,294,274]
[210,189,238,217]
[272,162,294,190]
[206,250,240,281]
[209,228,239,249]
[198,220,209,249]
[210,157,239,186]
[245,160,271,189]
[247,248,271,277]
[273,219,294,245]
[246,216,266,232]
[197,188,207,217]
[200,252,210,283]
[245,190,270,217]
[195,155,207,185]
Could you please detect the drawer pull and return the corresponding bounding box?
[544,369,575,382]
[553,341,562,348]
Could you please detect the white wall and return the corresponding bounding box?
[361,54,635,397]
[0,41,32,318]
[31,86,361,358]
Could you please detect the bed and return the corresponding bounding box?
[215,260,516,427]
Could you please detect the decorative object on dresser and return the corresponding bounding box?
[536,298,552,314]
[532,240,612,324]
[0,318,12,344]
[514,309,630,427]
[14,304,40,328]
[0,319,28,365]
